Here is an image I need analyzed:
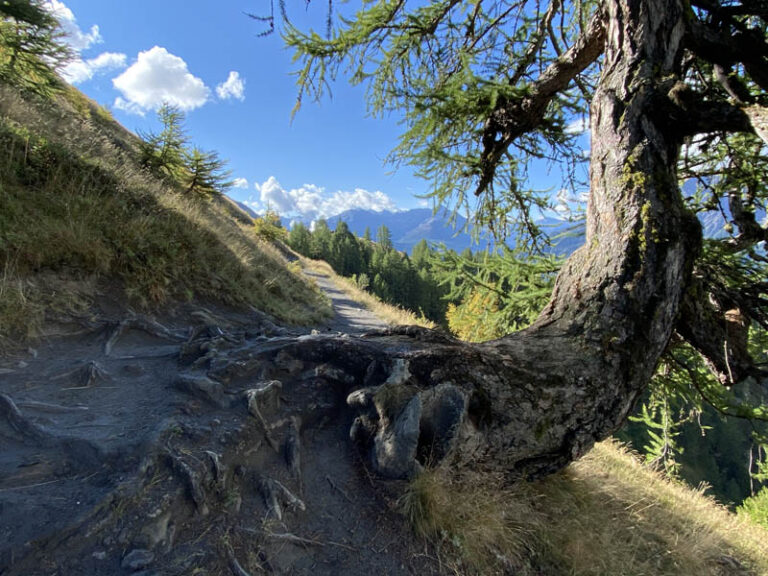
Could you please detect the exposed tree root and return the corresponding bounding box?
[0,393,47,443]
[165,450,209,516]
[104,316,184,356]
[53,360,109,389]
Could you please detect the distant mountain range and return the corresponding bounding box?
[234,200,259,219]
[326,208,585,255]
[327,208,475,253]
[321,202,744,255]
[235,197,745,256]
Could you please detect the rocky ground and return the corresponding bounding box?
[0,268,445,576]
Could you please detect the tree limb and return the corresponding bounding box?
[685,17,768,93]
[475,9,605,196]
[677,276,755,385]
[658,82,768,147]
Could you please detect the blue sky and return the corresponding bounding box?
[49,0,586,222]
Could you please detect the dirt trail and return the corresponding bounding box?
[0,279,440,575]
[302,268,389,335]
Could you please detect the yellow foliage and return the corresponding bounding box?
[446,288,503,342]
[253,211,287,242]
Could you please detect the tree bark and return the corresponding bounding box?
[256,0,703,480]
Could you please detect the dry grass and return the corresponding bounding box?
[0,262,42,346]
[400,467,541,573]
[404,440,768,575]
[0,82,330,346]
[299,257,436,328]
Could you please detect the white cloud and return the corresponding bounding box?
[252,177,398,220]
[323,188,397,216]
[552,188,589,220]
[112,46,210,114]
[232,177,249,189]
[44,1,124,85]
[216,71,245,101]
[88,52,127,70]
[565,117,589,136]
[112,97,145,116]
[255,176,296,213]
[62,51,126,84]
[46,0,101,52]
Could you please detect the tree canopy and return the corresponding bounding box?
[282,0,767,390]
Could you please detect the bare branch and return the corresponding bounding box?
[677,278,755,385]
[475,9,605,196]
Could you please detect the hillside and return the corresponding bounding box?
[0,82,330,348]
[1,80,767,575]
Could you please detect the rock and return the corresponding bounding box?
[178,339,208,366]
[372,394,422,478]
[165,452,208,516]
[363,359,387,387]
[311,363,355,384]
[174,374,227,407]
[384,359,411,386]
[274,349,304,373]
[349,416,375,444]
[139,511,172,549]
[121,548,154,571]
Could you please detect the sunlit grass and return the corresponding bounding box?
[403,440,768,575]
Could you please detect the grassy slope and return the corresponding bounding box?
[0,82,330,345]
[404,440,768,575]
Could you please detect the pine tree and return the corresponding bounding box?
[288,222,312,255]
[139,103,188,179]
[310,219,332,260]
[182,146,232,197]
[254,210,287,242]
[331,221,363,276]
[375,224,392,251]
[0,0,70,94]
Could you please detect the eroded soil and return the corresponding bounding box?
[0,273,443,575]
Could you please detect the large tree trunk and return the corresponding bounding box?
[245,0,701,480]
